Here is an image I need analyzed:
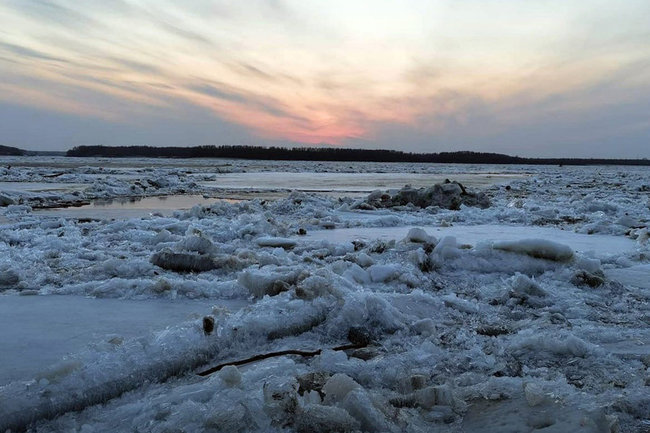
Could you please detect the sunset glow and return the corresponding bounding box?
[1,0,649,155]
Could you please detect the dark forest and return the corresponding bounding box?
[65,145,650,166]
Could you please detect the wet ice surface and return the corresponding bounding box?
[1,157,649,432]
[34,195,236,219]
[0,295,248,385]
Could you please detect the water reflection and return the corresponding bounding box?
[36,195,238,218]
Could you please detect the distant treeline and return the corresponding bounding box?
[66,145,650,166]
[0,145,25,156]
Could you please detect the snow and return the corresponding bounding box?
[1,158,649,432]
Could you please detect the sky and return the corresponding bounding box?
[0,0,649,157]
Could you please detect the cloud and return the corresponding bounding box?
[188,84,249,104]
[107,57,162,74]
[0,97,258,151]
[3,0,100,30]
[353,63,650,157]
[0,41,69,63]
[0,0,648,155]
[155,21,215,45]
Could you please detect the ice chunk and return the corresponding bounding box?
[412,318,436,337]
[343,264,371,285]
[443,294,479,313]
[150,250,216,272]
[35,360,82,383]
[340,389,394,432]
[322,373,361,404]
[217,365,242,388]
[295,274,333,300]
[297,371,330,397]
[404,227,437,244]
[0,193,16,206]
[571,270,605,288]
[367,189,384,201]
[263,377,299,427]
[237,269,298,298]
[493,238,574,262]
[512,332,595,358]
[204,401,254,432]
[433,235,460,260]
[615,215,639,228]
[409,248,433,272]
[295,404,360,433]
[396,374,428,394]
[0,267,20,288]
[368,264,400,283]
[507,273,547,298]
[523,382,548,407]
[177,235,214,254]
[576,256,602,274]
[390,384,455,410]
[354,252,374,268]
[150,229,178,245]
[256,236,297,249]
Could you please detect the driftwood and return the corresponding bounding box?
[197,343,364,377]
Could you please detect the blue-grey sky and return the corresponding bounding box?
[1,0,649,157]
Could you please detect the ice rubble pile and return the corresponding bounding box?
[1,162,649,432]
[360,180,490,210]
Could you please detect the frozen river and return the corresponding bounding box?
[1,160,527,218]
[1,157,649,432]
[200,171,521,192]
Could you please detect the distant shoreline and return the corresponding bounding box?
[2,144,649,166]
[66,145,650,166]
